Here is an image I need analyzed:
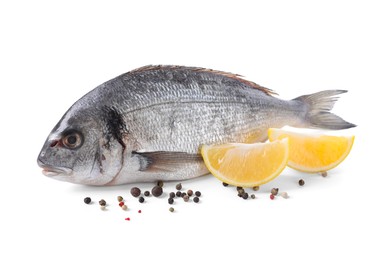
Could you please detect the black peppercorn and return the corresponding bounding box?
[138,196,145,203]
[195,191,201,197]
[176,191,182,197]
[152,186,163,197]
[223,182,229,187]
[144,191,150,197]
[130,187,141,197]
[99,199,106,206]
[242,193,249,200]
[193,197,199,203]
[169,192,176,198]
[168,198,174,204]
[84,197,91,204]
[299,179,305,186]
[176,183,182,190]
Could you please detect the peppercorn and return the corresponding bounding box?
[242,193,249,199]
[183,195,189,202]
[281,192,289,199]
[223,182,229,187]
[117,196,123,202]
[237,193,242,198]
[181,192,187,198]
[271,188,279,196]
[321,171,328,177]
[299,179,305,186]
[130,187,141,197]
[187,190,193,196]
[138,210,142,213]
[84,197,91,204]
[252,186,259,191]
[144,191,150,197]
[237,188,245,195]
[151,186,163,197]
[168,198,174,204]
[169,192,176,198]
[176,191,182,197]
[121,205,128,210]
[270,194,275,200]
[195,191,201,197]
[156,180,164,187]
[99,199,106,206]
[176,183,182,190]
[169,207,175,212]
[236,186,243,191]
[193,197,199,203]
[250,194,256,199]
[138,196,145,203]
[119,201,124,207]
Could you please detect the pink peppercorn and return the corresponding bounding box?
[270,194,275,200]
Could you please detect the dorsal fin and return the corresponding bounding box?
[129,65,277,96]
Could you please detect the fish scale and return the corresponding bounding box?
[37,65,355,185]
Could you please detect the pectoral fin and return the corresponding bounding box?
[132,151,203,172]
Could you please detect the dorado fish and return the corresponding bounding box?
[37,65,355,185]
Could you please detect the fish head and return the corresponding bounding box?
[37,107,123,185]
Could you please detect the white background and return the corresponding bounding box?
[1,0,383,259]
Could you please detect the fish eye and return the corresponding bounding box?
[62,130,83,149]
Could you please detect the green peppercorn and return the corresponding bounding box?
[193,197,199,203]
[237,188,245,195]
[271,188,279,196]
[169,207,175,212]
[117,196,123,202]
[252,186,260,191]
[138,196,145,203]
[242,193,249,200]
[168,198,174,204]
[223,182,229,187]
[187,190,193,196]
[144,191,150,196]
[299,179,305,186]
[84,197,91,204]
[169,192,176,198]
[152,186,163,197]
[130,187,141,197]
[99,199,106,206]
[176,183,182,190]
[157,180,164,187]
[195,191,201,197]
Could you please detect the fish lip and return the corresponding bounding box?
[37,159,72,176]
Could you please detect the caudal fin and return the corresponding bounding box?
[294,90,356,130]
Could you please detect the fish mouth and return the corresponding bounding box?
[37,159,72,177]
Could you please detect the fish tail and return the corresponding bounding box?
[293,90,356,130]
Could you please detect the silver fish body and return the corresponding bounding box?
[37,65,355,185]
